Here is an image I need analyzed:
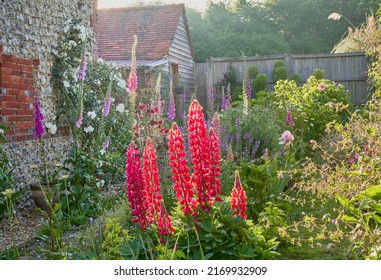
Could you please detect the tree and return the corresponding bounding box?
[186,0,379,61]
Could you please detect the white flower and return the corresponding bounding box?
[84,126,94,133]
[87,111,96,119]
[96,179,105,188]
[45,122,57,134]
[117,78,126,89]
[328,12,342,21]
[116,103,125,113]
[0,128,3,134]
[100,149,106,156]
[63,81,70,88]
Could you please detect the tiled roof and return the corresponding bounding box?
[97,4,186,61]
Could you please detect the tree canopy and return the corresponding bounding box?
[187,0,379,62]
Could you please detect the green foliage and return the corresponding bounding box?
[273,66,288,82]
[367,6,381,98]
[247,65,259,80]
[338,185,381,259]
[220,160,240,196]
[219,65,239,95]
[252,73,267,93]
[256,77,352,145]
[102,218,130,260]
[220,104,283,161]
[173,201,279,260]
[187,1,378,61]
[273,60,286,70]
[289,73,301,85]
[258,201,288,240]
[232,85,243,102]
[239,159,293,221]
[186,4,290,62]
[60,147,103,225]
[297,96,381,198]
[0,125,26,219]
[312,68,326,79]
[35,195,65,259]
[52,17,132,160]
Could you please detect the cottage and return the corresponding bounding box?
[97,4,195,96]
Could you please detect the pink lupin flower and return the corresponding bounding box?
[142,137,162,224]
[187,100,214,211]
[212,113,221,142]
[167,91,176,122]
[231,170,247,219]
[128,35,138,95]
[157,200,174,236]
[168,122,196,215]
[208,127,222,202]
[126,141,149,230]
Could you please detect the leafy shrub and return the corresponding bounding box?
[252,73,267,92]
[312,68,325,79]
[239,157,294,222]
[232,85,243,102]
[219,65,239,94]
[258,77,352,144]
[289,73,301,85]
[102,218,130,260]
[220,104,283,161]
[173,201,279,260]
[60,147,103,225]
[247,64,259,80]
[297,97,381,198]
[273,60,285,69]
[273,66,288,82]
[338,185,381,259]
[0,125,26,218]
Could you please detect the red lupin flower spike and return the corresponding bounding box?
[168,122,196,215]
[126,141,149,230]
[187,100,213,211]
[208,127,222,202]
[142,137,162,224]
[231,170,247,219]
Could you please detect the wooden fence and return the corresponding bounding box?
[195,52,369,106]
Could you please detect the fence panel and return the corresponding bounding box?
[196,52,368,105]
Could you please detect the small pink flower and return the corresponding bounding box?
[286,110,295,127]
[75,110,83,128]
[349,158,354,164]
[318,83,326,91]
[103,92,111,116]
[279,130,294,146]
[102,138,110,150]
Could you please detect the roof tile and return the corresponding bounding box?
[97,4,185,61]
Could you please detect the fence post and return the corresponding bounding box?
[284,54,292,77]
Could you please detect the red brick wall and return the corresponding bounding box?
[0,45,39,142]
[0,45,67,142]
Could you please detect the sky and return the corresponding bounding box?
[98,0,208,12]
